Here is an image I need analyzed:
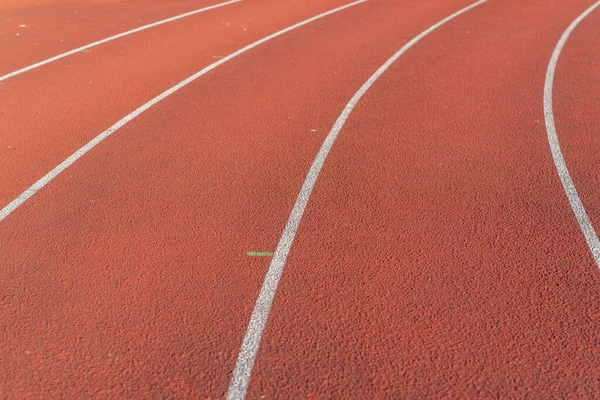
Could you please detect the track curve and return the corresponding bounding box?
[1,0,599,398]
[543,0,600,268]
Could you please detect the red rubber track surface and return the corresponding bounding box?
[0,0,233,74]
[0,0,354,206]
[554,8,600,239]
[249,0,600,397]
[1,0,600,398]
[0,0,429,397]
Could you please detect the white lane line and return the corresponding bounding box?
[0,0,369,223]
[226,1,487,398]
[544,0,600,268]
[0,0,241,82]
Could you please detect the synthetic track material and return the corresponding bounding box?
[244,0,600,397]
[0,0,244,75]
[227,1,487,398]
[0,0,364,210]
[0,0,367,223]
[0,0,392,397]
[0,0,241,82]
[543,0,600,268]
[2,0,600,398]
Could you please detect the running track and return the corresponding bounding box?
[1,0,599,398]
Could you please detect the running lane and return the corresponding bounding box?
[0,0,358,210]
[0,0,237,74]
[0,0,475,397]
[247,0,600,397]
[552,6,600,254]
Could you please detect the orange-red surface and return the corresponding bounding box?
[0,0,232,71]
[1,0,599,398]
[250,0,600,397]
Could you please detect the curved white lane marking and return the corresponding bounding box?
[0,0,368,223]
[226,1,488,398]
[0,0,241,82]
[544,0,600,268]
